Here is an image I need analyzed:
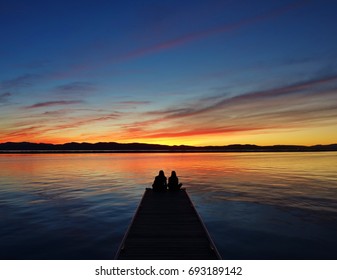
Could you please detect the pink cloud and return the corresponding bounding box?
[117,0,308,62]
[49,1,308,79]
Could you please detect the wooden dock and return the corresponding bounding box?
[115,188,221,260]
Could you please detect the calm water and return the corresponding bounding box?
[0,152,336,259]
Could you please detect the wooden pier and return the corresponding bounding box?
[115,188,221,260]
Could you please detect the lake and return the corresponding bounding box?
[0,152,336,259]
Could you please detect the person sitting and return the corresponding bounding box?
[168,171,183,191]
[152,170,167,191]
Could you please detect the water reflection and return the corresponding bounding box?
[0,152,337,259]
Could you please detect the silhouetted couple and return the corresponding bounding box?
[152,170,182,192]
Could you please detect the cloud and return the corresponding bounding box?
[37,107,104,117]
[1,110,122,143]
[3,71,336,144]
[40,109,71,117]
[0,74,39,90]
[137,126,266,139]
[42,112,121,132]
[146,74,337,120]
[55,82,96,92]
[114,101,151,109]
[121,73,337,140]
[24,100,84,109]
[117,0,308,63]
[52,0,309,79]
[3,125,45,140]
[118,101,151,105]
[0,92,11,103]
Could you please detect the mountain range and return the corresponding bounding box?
[1,142,337,152]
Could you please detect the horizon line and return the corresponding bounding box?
[1,141,337,148]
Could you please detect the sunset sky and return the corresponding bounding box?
[1,0,337,146]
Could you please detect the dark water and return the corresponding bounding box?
[0,152,336,259]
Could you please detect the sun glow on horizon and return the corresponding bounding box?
[3,123,335,147]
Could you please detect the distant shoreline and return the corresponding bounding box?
[1,150,337,154]
[1,141,337,153]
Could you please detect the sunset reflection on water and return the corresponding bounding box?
[0,152,337,259]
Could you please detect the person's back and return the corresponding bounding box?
[168,171,182,191]
[152,170,167,191]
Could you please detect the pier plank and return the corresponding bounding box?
[115,188,221,260]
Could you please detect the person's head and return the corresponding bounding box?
[171,171,176,177]
[159,170,165,176]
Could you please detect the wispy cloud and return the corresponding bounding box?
[53,1,309,79]
[5,72,335,144]
[118,101,151,105]
[47,113,121,131]
[2,126,45,140]
[24,100,84,109]
[120,74,337,140]
[0,74,40,90]
[0,92,11,103]
[114,100,151,110]
[117,0,308,63]
[135,126,265,139]
[146,74,337,120]
[55,82,96,92]
[1,110,122,143]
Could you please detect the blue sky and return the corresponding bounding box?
[1,0,337,145]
